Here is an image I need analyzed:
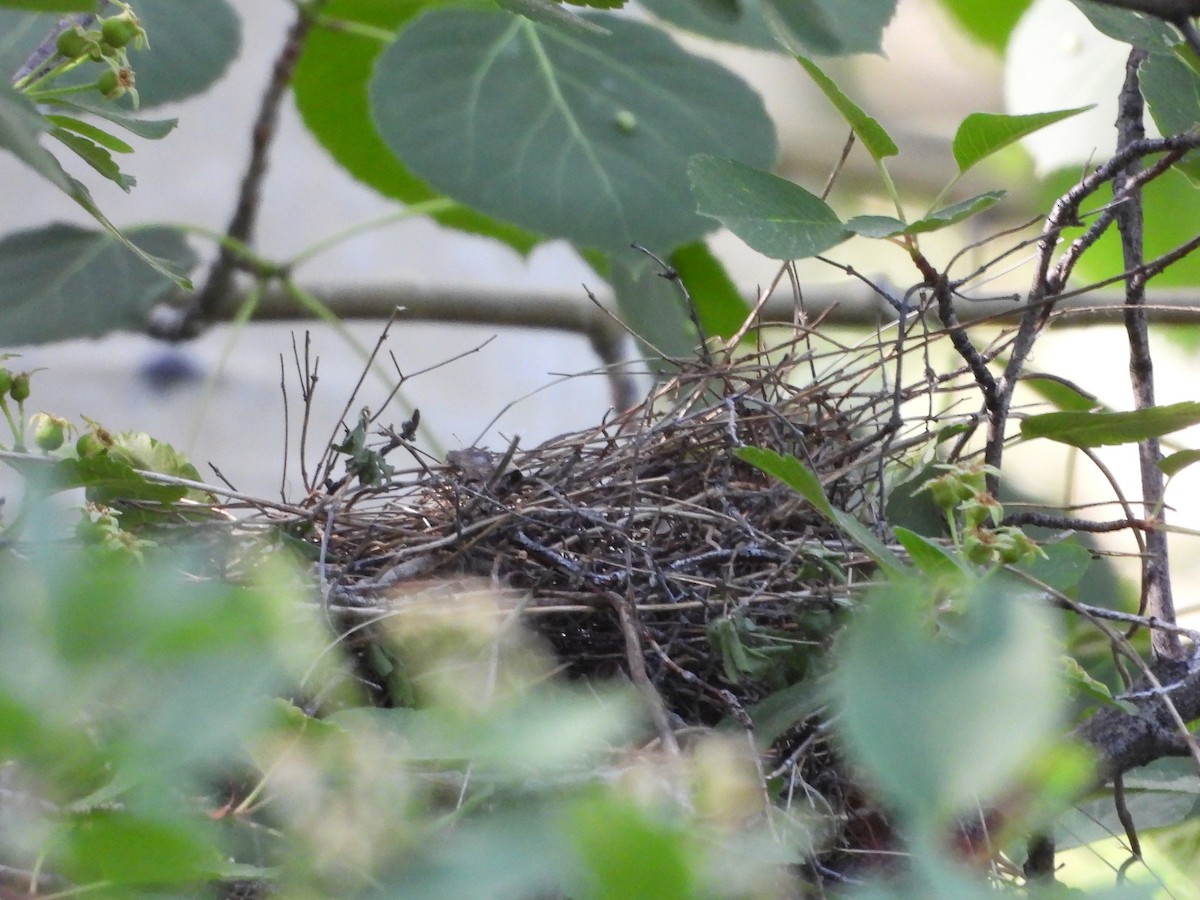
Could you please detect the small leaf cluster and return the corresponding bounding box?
[919,462,1044,569]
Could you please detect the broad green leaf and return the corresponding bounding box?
[1160,448,1200,478]
[105,0,241,108]
[735,446,904,574]
[1022,374,1100,413]
[570,794,696,900]
[610,257,698,366]
[669,241,749,340]
[0,81,74,193]
[370,9,777,258]
[761,0,898,56]
[46,114,134,153]
[893,526,962,578]
[52,129,134,191]
[933,0,1031,52]
[1038,165,1200,287]
[57,810,223,886]
[1021,402,1200,448]
[1142,53,1200,184]
[640,0,779,50]
[293,0,538,252]
[36,455,189,504]
[689,155,847,259]
[834,576,1064,826]
[1016,538,1092,594]
[1069,0,1179,53]
[494,0,609,34]
[952,107,1092,174]
[0,224,196,345]
[794,55,898,161]
[1058,759,1200,851]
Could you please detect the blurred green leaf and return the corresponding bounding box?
[690,155,847,259]
[611,255,699,365]
[370,9,777,258]
[293,0,540,252]
[640,0,779,50]
[57,810,223,885]
[0,223,196,345]
[570,792,695,900]
[834,576,1064,827]
[1021,402,1200,447]
[1069,0,1179,52]
[46,114,134,153]
[762,0,898,56]
[44,97,177,140]
[933,0,1031,52]
[0,80,75,193]
[670,241,750,340]
[1142,53,1200,185]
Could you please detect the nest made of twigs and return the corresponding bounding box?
[306,329,947,732]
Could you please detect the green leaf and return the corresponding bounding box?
[1062,655,1136,713]
[761,0,899,56]
[846,192,1005,238]
[494,0,610,32]
[843,213,906,238]
[952,107,1093,174]
[1021,402,1200,448]
[294,0,538,252]
[907,191,1005,234]
[610,256,698,366]
[669,241,749,340]
[640,0,779,50]
[108,0,241,108]
[689,155,847,259]
[794,54,898,161]
[893,526,962,578]
[570,793,696,900]
[834,576,1064,826]
[52,129,135,191]
[933,0,1031,52]
[58,810,223,885]
[1021,374,1100,412]
[1142,53,1200,185]
[1069,0,1179,53]
[46,114,134,153]
[1016,538,1092,594]
[735,446,904,574]
[370,9,777,258]
[0,81,74,193]
[0,224,196,344]
[1160,448,1200,478]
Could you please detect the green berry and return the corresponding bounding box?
[10,372,30,402]
[0,368,11,397]
[31,413,68,453]
[76,429,112,458]
[56,25,95,59]
[101,14,141,50]
[97,67,133,100]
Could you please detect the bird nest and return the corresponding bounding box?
[303,327,951,745]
